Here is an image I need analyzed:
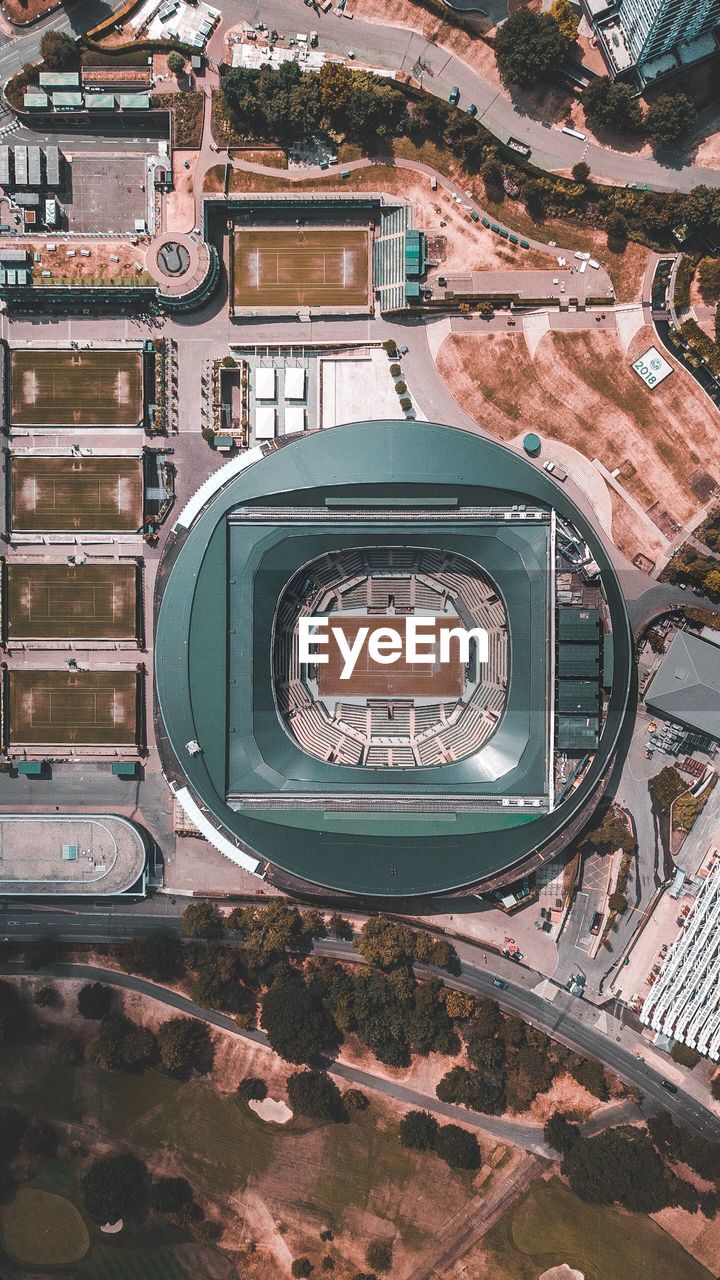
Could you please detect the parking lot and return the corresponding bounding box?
[64,155,148,233]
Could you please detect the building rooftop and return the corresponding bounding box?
[645,631,720,740]
[0,814,148,895]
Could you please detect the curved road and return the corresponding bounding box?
[2,913,717,1141]
[0,0,718,191]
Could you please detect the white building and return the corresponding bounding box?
[588,0,720,84]
[641,853,720,1060]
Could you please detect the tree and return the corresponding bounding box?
[261,970,339,1063]
[583,77,643,134]
[40,30,79,70]
[328,912,353,941]
[291,1261,313,1279]
[549,0,579,41]
[85,1014,152,1073]
[445,991,474,1020]
[33,984,59,1008]
[711,1075,720,1101]
[78,982,113,1020]
[122,933,185,982]
[570,1057,608,1100]
[646,93,695,149]
[399,1110,438,1151]
[563,1127,670,1212]
[227,900,306,965]
[344,1088,368,1111]
[572,160,591,183]
[649,766,687,812]
[494,8,570,89]
[167,51,185,77]
[671,1042,701,1068]
[544,1112,581,1154]
[181,901,222,939]
[698,257,720,301]
[156,1017,211,1074]
[238,1076,267,1101]
[481,155,504,198]
[436,1066,505,1115]
[356,916,415,969]
[150,1175,194,1215]
[366,1240,392,1273]
[81,1152,149,1224]
[704,568,720,597]
[608,891,628,914]
[287,1070,345,1122]
[523,178,546,217]
[434,1123,481,1169]
[606,210,628,246]
[122,1024,157,1068]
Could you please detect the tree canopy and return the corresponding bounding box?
[77,982,113,1020]
[287,1070,346,1122]
[156,1017,211,1075]
[181,901,223,939]
[261,969,339,1064]
[583,77,643,134]
[494,8,570,88]
[399,1109,438,1151]
[646,93,695,149]
[40,30,79,71]
[81,1152,149,1225]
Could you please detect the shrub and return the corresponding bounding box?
[395,380,407,394]
[238,1076,267,1101]
[291,1260,313,1278]
[434,1123,480,1169]
[33,984,60,1008]
[389,363,401,376]
[382,339,397,356]
[399,1109,438,1150]
[366,1239,392,1272]
[479,300,494,317]
[78,983,113,1020]
[344,1088,368,1111]
[572,160,590,183]
[167,51,185,77]
[608,891,627,914]
[287,1070,345,1122]
[671,1042,701,1068]
[400,396,412,411]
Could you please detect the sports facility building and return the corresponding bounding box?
[155,421,632,900]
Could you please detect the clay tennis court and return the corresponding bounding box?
[6,563,139,640]
[11,457,144,532]
[316,616,465,698]
[234,228,369,309]
[7,669,140,745]
[9,348,144,426]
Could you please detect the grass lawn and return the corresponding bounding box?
[1,1187,89,1265]
[484,1178,713,1280]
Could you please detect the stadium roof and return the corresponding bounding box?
[155,420,632,898]
[645,631,720,739]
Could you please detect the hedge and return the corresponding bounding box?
[679,318,720,377]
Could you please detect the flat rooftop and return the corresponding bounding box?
[0,814,146,895]
[9,347,144,427]
[6,562,139,640]
[10,456,144,533]
[7,669,141,746]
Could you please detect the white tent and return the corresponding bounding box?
[284,367,306,401]
[255,406,276,439]
[255,367,276,401]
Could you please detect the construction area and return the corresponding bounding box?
[5,668,141,747]
[4,562,140,641]
[10,456,144,533]
[9,346,144,427]
[233,228,370,312]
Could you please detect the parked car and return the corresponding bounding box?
[590,911,603,936]
[492,978,508,990]
[347,48,355,58]
[661,1080,678,1094]
[470,210,479,222]
[449,85,460,106]
[466,103,477,117]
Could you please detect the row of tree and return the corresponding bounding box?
[544,1112,718,1216]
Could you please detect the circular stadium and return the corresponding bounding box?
[155,420,632,901]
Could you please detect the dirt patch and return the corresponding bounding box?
[610,489,666,566]
[526,1074,610,1124]
[166,151,196,233]
[651,1203,720,1274]
[435,326,719,526]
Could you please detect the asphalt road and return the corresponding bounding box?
[2,911,717,1141]
[0,0,718,190]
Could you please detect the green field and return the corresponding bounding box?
[1,1187,89,1265]
[485,1178,712,1280]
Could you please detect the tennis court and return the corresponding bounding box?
[316,616,465,698]
[11,457,144,532]
[234,228,369,309]
[9,348,144,426]
[6,563,138,640]
[8,669,140,745]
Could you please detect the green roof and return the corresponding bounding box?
[24,93,49,109]
[558,607,601,643]
[118,93,151,109]
[557,680,600,715]
[557,715,600,750]
[155,420,632,897]
[53,92,84,108]
[558,644,600,678]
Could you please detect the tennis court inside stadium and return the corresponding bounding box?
[316,617,465,698]
[234,228,370,310]
[11,457,144,532]
[7,669,140,745]
[9,348,144,427]
[6,563,138,640]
